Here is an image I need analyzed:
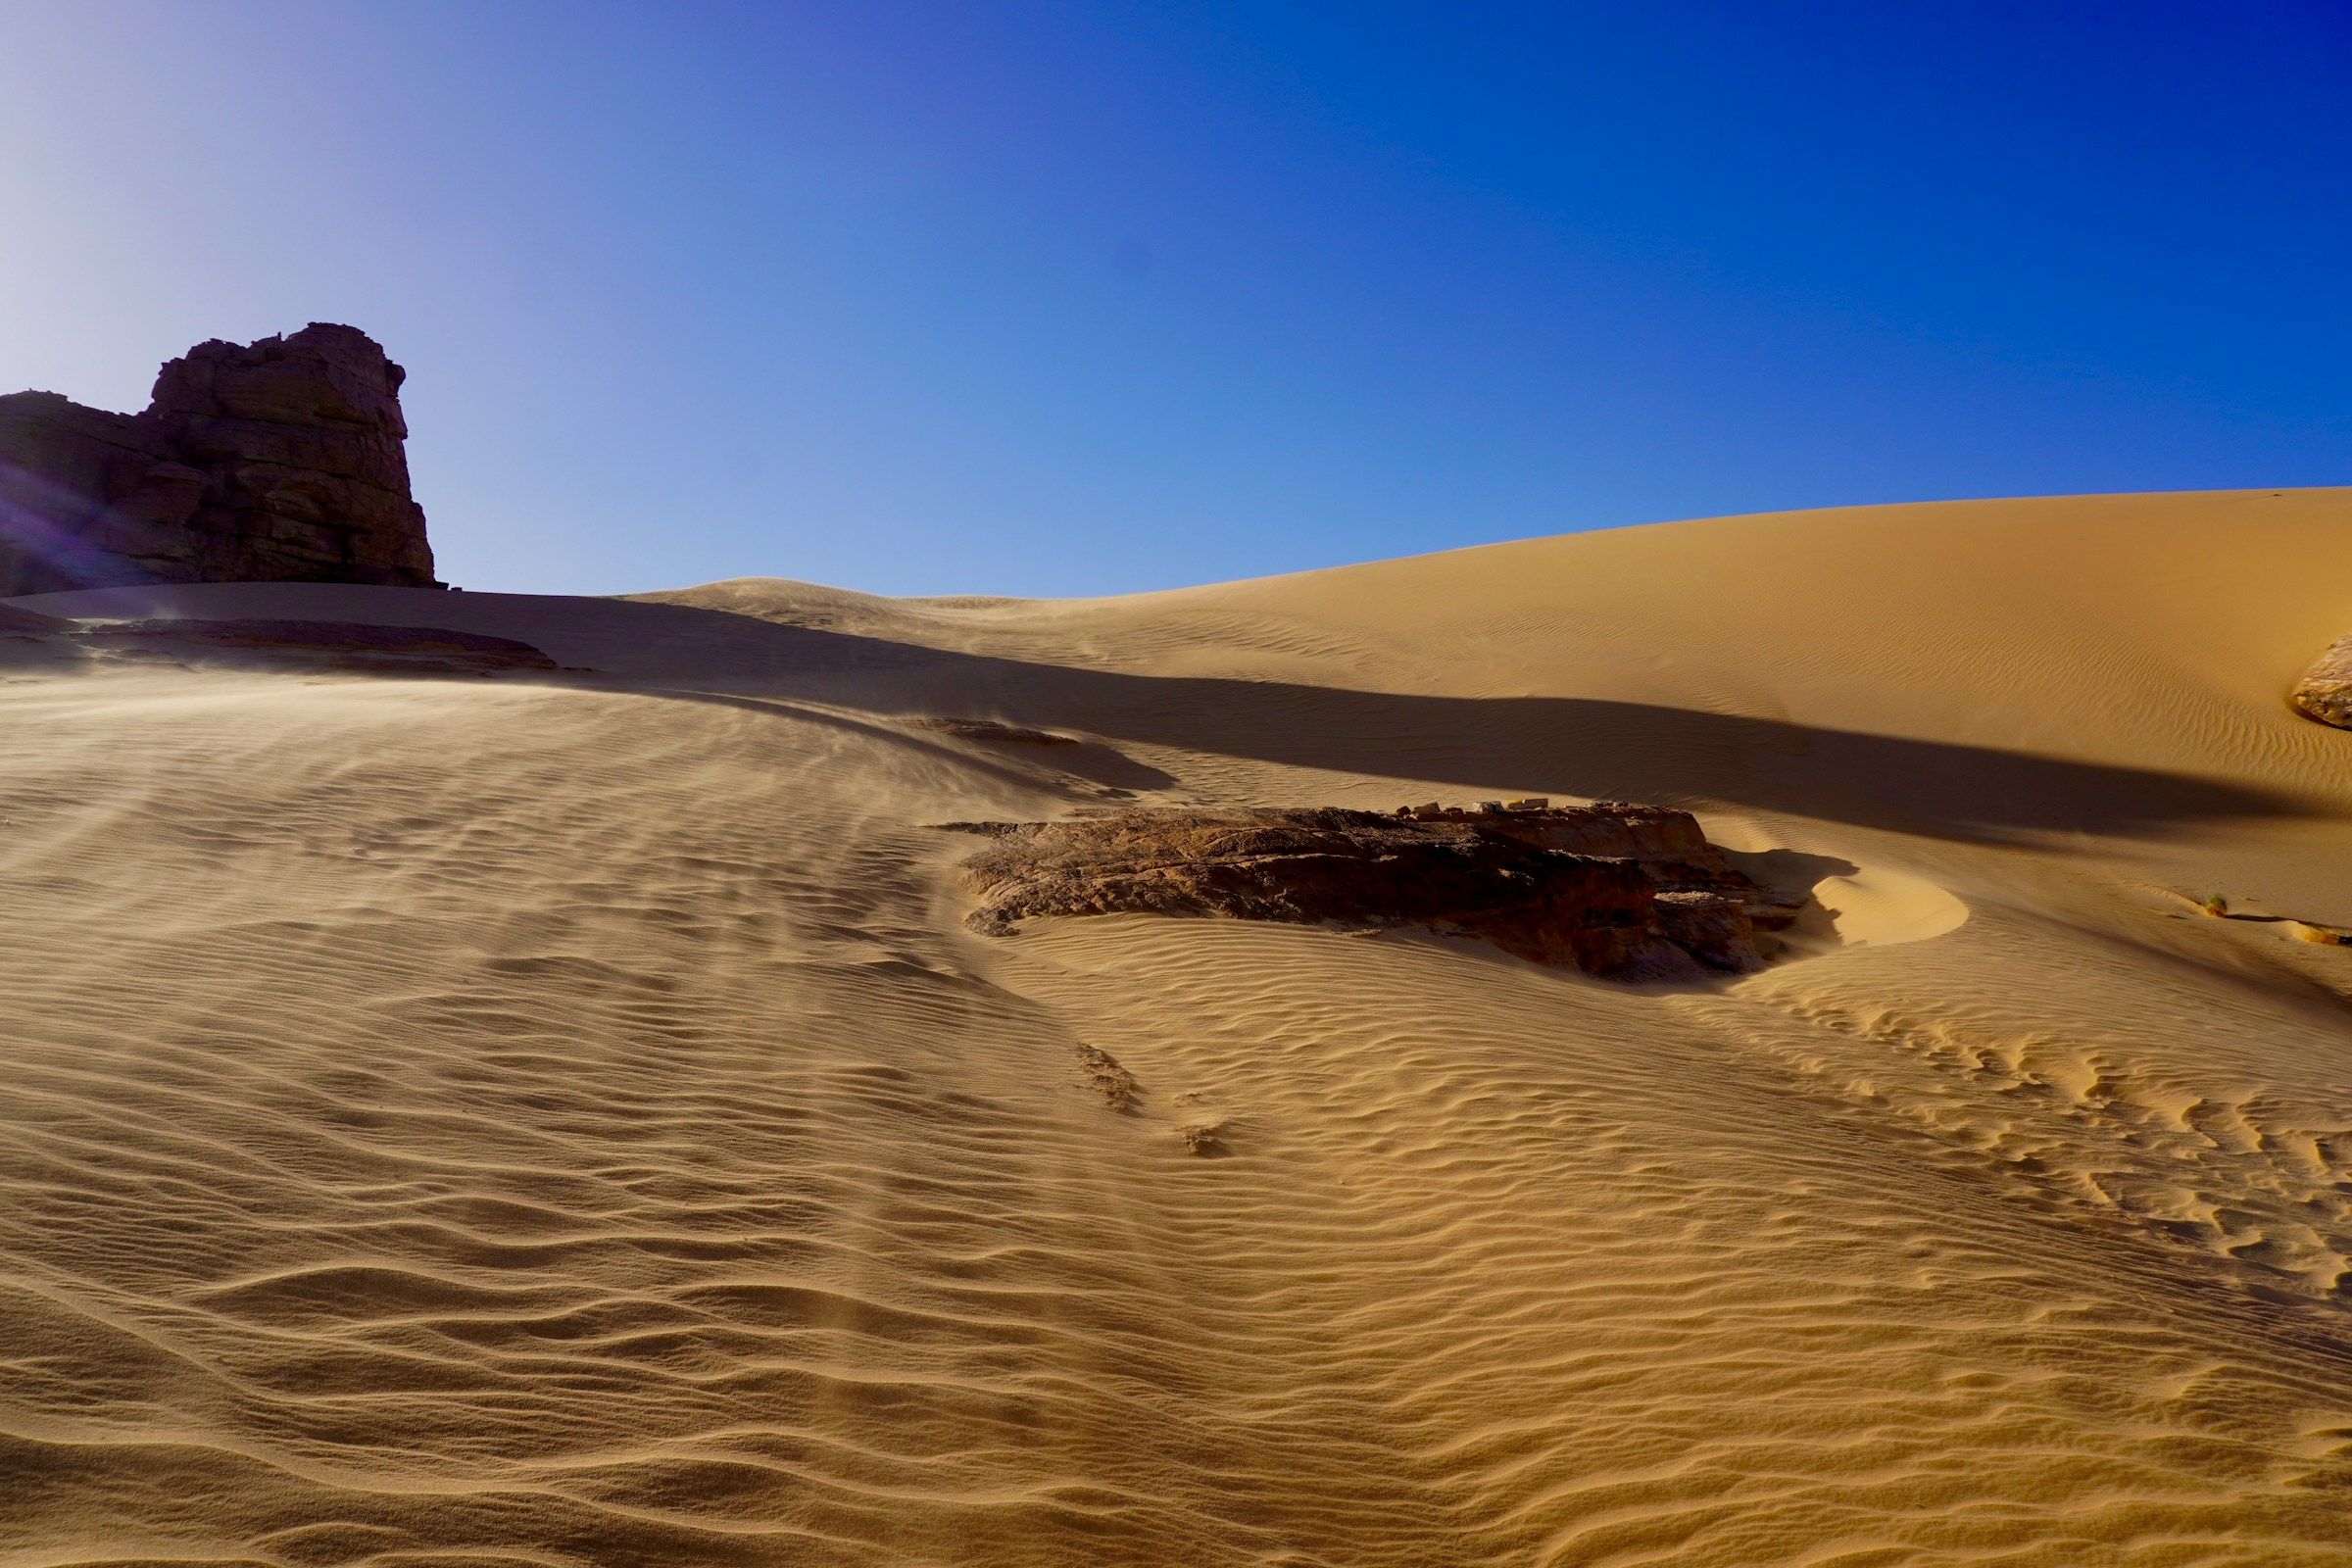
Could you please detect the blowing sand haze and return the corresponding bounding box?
[5,8,2351,1564]
[5,485,2352,1563]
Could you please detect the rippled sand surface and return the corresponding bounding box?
[5,489,2351,1564]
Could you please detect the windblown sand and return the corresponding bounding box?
[4,488,2351,1565]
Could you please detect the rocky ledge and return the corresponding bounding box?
[948,802,1807,977]
[0,324,439,596]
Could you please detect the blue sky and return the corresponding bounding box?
[3,2,2345,596]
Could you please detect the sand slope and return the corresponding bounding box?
[3,488,2350,1565]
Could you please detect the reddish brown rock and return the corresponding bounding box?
[0,324,440,597]
[1474,800,1812,931]
[949,804,1802,977]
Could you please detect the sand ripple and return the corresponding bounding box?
[7,492,2352,1563]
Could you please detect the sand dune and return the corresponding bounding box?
[4,488,2351,1564]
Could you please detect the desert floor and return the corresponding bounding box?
[3,489,2350,1565]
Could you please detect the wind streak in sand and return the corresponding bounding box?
[3,488,2351,1565]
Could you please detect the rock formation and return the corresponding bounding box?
[2289,634,2352,728]
[950,803,1808,977]
[0,324,440,596]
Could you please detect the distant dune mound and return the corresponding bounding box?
[0,603,69,638]
[951,803,1803,975]
[0,323,440,596]
[0,610,556,676]
[77,617,558,674]
[912,716,1079,745]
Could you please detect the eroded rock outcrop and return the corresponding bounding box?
[0,324,439,596]
[950,803,1806,977]
[2289,634,2352,728]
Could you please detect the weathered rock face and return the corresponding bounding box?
[0,324,440,596]
[950,804,1807,977]
[2289,634,2352,729]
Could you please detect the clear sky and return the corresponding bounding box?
[3,2,2345,597]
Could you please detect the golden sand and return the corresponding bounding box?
[3,488,2349,1564]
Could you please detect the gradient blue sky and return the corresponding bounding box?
[3,2,2345,596]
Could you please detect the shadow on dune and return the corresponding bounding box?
[559,601,2312,845]
[8,585,2309,843]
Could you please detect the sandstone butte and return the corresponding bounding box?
[0,323,439,596]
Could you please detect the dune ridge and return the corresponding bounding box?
[3,488,2350,1564]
